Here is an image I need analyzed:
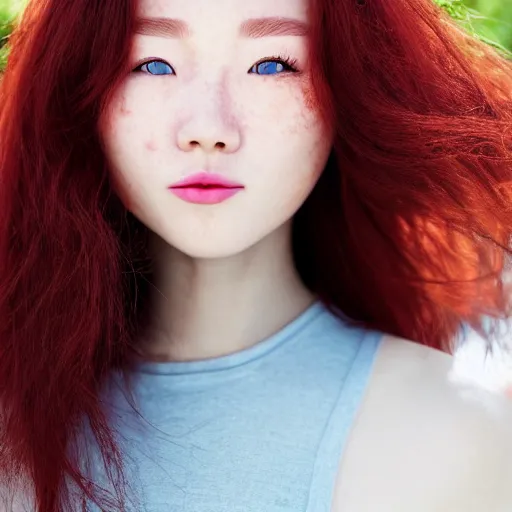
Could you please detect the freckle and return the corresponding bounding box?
[145,140,158,151]
[301,78,320,113]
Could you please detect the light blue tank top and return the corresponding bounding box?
[85,302,383,512]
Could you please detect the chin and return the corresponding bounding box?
[163,234,260,260]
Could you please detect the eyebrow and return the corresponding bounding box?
[240,17,309,38]
[134,16,310,39]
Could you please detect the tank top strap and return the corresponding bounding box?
[306,330,383,512]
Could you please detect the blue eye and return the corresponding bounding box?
[249,57,298,76]
[136,60,175,76]
[133,56,298,76]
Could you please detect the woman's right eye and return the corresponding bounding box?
[134,60,175,76]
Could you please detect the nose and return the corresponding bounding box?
[176,80,242,154]
[177,121,241,153]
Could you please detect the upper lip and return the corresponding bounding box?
[169,172,244,189]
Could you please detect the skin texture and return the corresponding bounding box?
[100,0,333,361]
[331,335,512,512]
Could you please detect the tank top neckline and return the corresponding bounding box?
[133,301,326,376]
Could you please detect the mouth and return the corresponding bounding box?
[168,172,245,205]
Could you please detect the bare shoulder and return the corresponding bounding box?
[332,335,512,512]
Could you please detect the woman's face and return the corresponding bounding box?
[100,0,333,258]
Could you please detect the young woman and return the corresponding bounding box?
[1,0,511,510]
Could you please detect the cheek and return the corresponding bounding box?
[285,87,332,170]
[107,165,138,212]
[101,88,158,162]
[99,91,133,148]
[299,73,323,116]
[278,77,330,143]
[145,139,159,152]
[119,98,132,116]
[99,98,149,213]
[106,153,145,214]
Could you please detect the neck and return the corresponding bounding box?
[140,221,316,362]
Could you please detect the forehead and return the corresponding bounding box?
[137,0,310,23]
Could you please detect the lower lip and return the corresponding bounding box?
[169,186,243,204]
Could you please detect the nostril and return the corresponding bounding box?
[178,137,234,152]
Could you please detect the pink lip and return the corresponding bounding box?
[168,172,245,205]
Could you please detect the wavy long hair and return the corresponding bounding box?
[1,0,512,510]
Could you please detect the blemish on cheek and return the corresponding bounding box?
[145,140,158,152]
[119,96,132,116]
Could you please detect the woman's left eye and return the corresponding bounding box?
[134,60,175,76]
[249,57,299,76]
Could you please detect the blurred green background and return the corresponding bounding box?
[0,0,511,71]
[439,0,512,55]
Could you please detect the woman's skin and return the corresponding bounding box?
[332,336,512,511]
[100,0,512,509]
[100,0,332,363]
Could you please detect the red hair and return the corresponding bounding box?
[1,0,512,510]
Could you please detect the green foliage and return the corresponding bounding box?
[0,1,15,71]
[434,0,512,57]
[464,0,512,53]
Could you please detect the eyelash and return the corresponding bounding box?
[132,54,300,75]
[253,54,299,73]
